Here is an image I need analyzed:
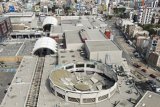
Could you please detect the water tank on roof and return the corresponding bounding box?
[9,5,15,12]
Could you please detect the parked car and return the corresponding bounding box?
[141,69,147,73]
[133,63,141,68]
[149,74,156,78]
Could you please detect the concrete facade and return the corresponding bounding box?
[3,12,35,24]
[85,40,122,65]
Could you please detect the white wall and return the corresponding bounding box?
[66,43,83,50]
[6,14,35,24]
[157,55,160,67]
[89,51,122,65]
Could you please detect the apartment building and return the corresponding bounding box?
[137,0,159,24]
[0,17,12,41]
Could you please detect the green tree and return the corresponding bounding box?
[113,7,126,15]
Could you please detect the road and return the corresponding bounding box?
[105,20,133,65]
[105,19,160,88]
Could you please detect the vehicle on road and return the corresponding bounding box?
[149,74,156,78]
[133,63,141,68]
[141,69,147,73]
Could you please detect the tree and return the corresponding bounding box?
[74,0,77,3]
[113,7,126,14]
[148,29,157,35]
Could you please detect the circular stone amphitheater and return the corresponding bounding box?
[49,62,118,104]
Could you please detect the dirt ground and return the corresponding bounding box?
[0,72,15,104]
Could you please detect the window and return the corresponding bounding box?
[83,98,96,103]
[57,92,65,99]
[68,97,80,103]
[6,19,11,29]
[1,23,7,34]
[98,94,108,101]
[76,64,84,68]
[86,64,95,68]
[66,65,74,69]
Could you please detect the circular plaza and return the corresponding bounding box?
[49,62,118,104]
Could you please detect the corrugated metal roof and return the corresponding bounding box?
[42,16,58,27]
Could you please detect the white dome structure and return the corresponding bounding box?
[32,37,57,55]
[42,16,58,27]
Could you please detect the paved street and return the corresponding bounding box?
[105,19,160,88]
[105,20,134,65]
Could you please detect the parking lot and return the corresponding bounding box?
[0,40,36,57]
[0,43,22,56]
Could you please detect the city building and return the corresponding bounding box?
[64,30,83,50]
[136,35,150,55]
[136,0,159,24]
[0,15,139,107]
[137,6,153,24]
[152,7,160,24]
[85,40,122,65]
[0,17,12,41]
[147,52,160,67]
[92,6,98,15]
[147,35,160,53]
[133,30,149,38]
[0,3,4,14]
[146,35,160,67]
[3,12,35,24]
[49,62,118,104]
[135,91,160,107]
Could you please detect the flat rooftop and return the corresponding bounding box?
[81,19,93,29]
[135,91,160,107]
[37,56,139,107]
[50,25,62,34]
[85,40,120,52]
[0,42,22,56]
[85,29,106,40]
[121,19,134,26]
[0,17,8,22]
[58,49,84,65]
[4,12,34,17]
[0,40,35,56]
[61,23,83,31]
[0,56,38,107]
[65,30,82,44]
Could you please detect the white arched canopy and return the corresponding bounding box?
[32,37,57,55]
[42,16,58,27]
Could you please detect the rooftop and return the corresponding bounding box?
[85,40,120,52]
[50,25,62,35]
[0,56,38,107]
[0,17,8,22]
[0,40,35,57]
[61,23,83,31]
[65,30,82,44]
[4,12,34,17]
[135,91,160,107]
[121,19,134,26]
[58,49,84,65]
[85,29,106,40]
